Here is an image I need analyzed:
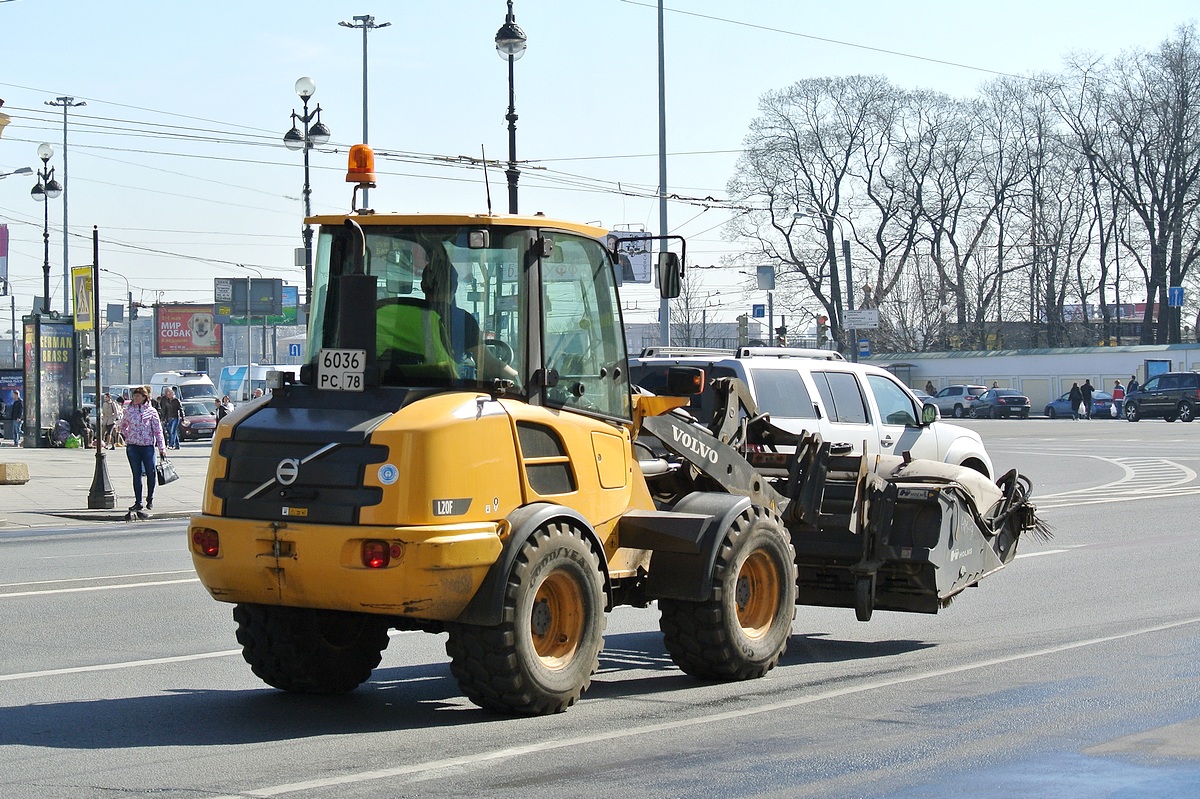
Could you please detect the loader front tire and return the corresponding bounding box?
[446,522,606,715]
[660,506,797,680]
[233,603,390,694]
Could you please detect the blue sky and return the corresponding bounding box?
[0,0,1196,327]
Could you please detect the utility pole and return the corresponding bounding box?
[46,97,86,316]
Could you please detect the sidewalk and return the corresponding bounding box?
[0,441,212,528]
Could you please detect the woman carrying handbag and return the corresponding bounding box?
[117,385,167,519]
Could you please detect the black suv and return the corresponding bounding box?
[1123,372,1200,422]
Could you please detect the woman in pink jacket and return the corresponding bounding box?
[118,385,167,516]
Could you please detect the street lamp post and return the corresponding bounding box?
[46,97,86,316]
[284,77,330,308]
[0,166,33,180]
[30,144,63,315]
[339,14,390,209]
[495,0,527,214]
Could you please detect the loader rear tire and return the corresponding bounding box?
[446,522,606,715]
[659,506,796,680]
[233,603,390,694]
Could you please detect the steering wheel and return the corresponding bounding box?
[485,338,514,365]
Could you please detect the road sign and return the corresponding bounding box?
[289,343,301,357]
[844,309,880,329]
[752,304,766,318]
[1168,286,1184,307]
[858,338,870,358]
[72,265,94,331]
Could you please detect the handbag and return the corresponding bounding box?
[157,456,179,486]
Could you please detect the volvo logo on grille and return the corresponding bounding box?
[276,458,301,486]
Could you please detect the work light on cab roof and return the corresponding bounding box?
[346,144,377,211]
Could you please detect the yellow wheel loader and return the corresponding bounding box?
[189,147,1043,715]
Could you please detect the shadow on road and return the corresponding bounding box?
[0,630,933,749]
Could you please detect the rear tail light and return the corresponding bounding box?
[192,528,220,557]
[362,540,402,569]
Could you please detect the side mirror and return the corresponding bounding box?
[663,366,705,396]
[921,402,939,425]
[658,252,681,299]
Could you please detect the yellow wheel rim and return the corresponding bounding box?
[735,549,781,639]
[530,570,584,669]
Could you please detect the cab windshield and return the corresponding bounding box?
[308,223,631,419]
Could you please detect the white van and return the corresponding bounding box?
[149,370,218,403]
[218,364,301,403]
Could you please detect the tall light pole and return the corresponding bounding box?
[30,144,62,315]
[657,0,669,345]
[495,0,527,214]
[46,97,86,316]
[339,14,390,208]
[284,77,330,308]
[0,167,33,180]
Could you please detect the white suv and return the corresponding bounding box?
[630,347,994,478]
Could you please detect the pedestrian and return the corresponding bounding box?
[118,385,166,516]
[1112,380,1126,418]
[159,387,184,449]
[1080,379,1094,420]
[1068,382,1083,421]
[251,388,264,399]
[1127,375,1139,395]
[9,389,23,447]
[925,381,936,395]
[216,395,233,422]
[100,392,120,449]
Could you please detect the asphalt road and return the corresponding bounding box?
[1,418,1198,798]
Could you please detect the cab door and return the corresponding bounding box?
[809,369,875,456]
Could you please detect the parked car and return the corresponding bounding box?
[179,400,217,440]
[930,385,988,419]
[629,347,994,477]
[1123,372,1200,422]
[969,388,1031,419]
[1044,390,1114,419]
[912,388,935,405]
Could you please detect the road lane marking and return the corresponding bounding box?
[0,649,243,682]
[0,578,199,598]
[1015,549,1071,559]
[207,616,1200,799]
[0,570,195,589]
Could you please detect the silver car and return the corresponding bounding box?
[931,384,988,419]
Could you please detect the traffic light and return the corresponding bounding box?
[129,301,139,320]
[816,315,829,345]
[737,314,749,345]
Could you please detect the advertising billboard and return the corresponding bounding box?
[154,304,223,357]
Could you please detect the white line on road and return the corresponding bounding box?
[209,616,1200,799]
[0,649,242,682]
[0,577,199,598]
[1015,549,1071,559]
[0,570,195,589]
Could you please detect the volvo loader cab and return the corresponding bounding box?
[190,145,1041,716]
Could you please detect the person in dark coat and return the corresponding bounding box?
[1080,379,1095,420]
[1068,382,1084,421]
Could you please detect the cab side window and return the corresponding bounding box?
[867,374,919,426]
[812,371,870,424]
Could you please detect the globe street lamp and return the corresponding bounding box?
[30,143,63,315]
[284,77,330,308]
[495,0,527,214]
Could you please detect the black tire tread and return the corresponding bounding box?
[233,603,390,694]
[659,505,797,681]
[445,522,606,715]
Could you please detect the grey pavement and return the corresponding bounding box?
[0,440,213,528]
